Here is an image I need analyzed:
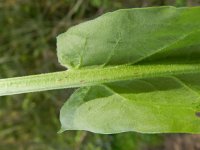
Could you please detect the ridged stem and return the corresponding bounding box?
[0,64,200,96]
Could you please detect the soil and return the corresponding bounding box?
[164,134,200,150]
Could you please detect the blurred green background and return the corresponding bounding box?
[0,0,200,150]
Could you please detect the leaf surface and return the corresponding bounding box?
[57,6,200,68]
[60,73,200,133]
[58,6,200,134]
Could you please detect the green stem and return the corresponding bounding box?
[0,64,200,96]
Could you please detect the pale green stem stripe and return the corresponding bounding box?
[0,64,200,96]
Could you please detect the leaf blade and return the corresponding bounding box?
[58,6,200,134]
[57,6,200,68]
[60,74,200,134]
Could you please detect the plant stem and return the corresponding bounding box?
[0,64,200,96]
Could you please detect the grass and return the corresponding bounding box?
[0,0,199,149]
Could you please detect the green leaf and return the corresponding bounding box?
[57,6,200,69]
[60,73,200,134]
[59,6,200,134]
